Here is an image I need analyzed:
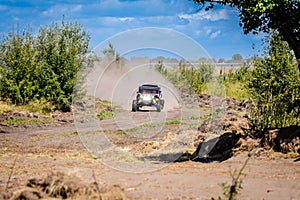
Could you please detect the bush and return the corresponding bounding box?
[247,32,300,131]
[0,20,90,111]
[219,65,251,100]
[155,60,214,94]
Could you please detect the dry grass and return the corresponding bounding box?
[0,100,55,115]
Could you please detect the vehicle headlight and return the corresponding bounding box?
[142,95,151,101]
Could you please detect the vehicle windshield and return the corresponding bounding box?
[140,89,158,94]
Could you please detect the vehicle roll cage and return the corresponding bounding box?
[138,84,161,95]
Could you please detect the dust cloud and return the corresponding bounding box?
[89,58,180,111]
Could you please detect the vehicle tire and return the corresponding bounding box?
[132,100,137,112]
[156,103,161,112]
[160,99,165,110]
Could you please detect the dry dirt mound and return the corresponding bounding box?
[0,110,73,127]
[0,110,73,134]
[262,125,300,154]
[191,94,254,161]
[197,94,250,135]
[186,132,260,162]
[189,94,299,162]
[130,132,176,154]
[3,172,127,200]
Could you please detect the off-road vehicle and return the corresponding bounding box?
[132,84,164,112]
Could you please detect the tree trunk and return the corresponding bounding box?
[279,27,300,73]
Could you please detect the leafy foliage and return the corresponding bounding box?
[0,30,39,105]
[219,65,251,83]
[193,0,300,63]
[0,20,90,111]
[155,32,299,132]
[232,54,243,61]
[155,60,214,94]
[247,33,300,131]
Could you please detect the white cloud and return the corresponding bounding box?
[118,17,135,23]
[71,5,82,12]
[206,28,212,35]
[13,16,20,21]
[42,4,83,17]
[210,30,221,39]
[97,17,123,26]
[178,9,229,22]
[194,30,202,36]
[42,5,65,16]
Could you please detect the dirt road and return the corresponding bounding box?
[0,121,299,199]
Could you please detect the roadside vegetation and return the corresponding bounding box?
[0,99,55,115]
[248,33,300,131]
[155,32,300,134]
[0,19,90,112]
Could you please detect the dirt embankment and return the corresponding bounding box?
[3,172,127,200]
[191,94,300,161]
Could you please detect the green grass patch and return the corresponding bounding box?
[21,99,56,115]
[142,119,180,127]
[126,127,139,133]
[141,123,157,128]
[2,118,54,126]
[224,82,249,101]
[95,98,122,120]
[189,115,199,120]
[98,110,115,120]
[101,99,111,104]
[164,119,181,125]
[70,131,78,135]
[115,130,127,135]
[126,119,181,133]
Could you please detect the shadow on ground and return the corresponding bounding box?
[143,125,300,163]
[178,132,242,163]
[139,132,244,163]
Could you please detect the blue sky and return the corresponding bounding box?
[0,0,264,60]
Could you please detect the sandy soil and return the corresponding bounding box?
[0,110,299,200]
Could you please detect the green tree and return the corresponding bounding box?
[248,32,300,131]
[198,62,214,82]
[0,20,90,111]
[193,0,300,67]
[0,30,39,104]
[102,43,115,58]
[218,58,225,63]
[102,43,122,64]
[36,21,89,111]
[232,53,243,61]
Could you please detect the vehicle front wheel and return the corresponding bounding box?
[132,100,138,112]
[156,104,161,112]
[160,99,165,110]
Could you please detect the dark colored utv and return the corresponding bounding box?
[132,84,164,112]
